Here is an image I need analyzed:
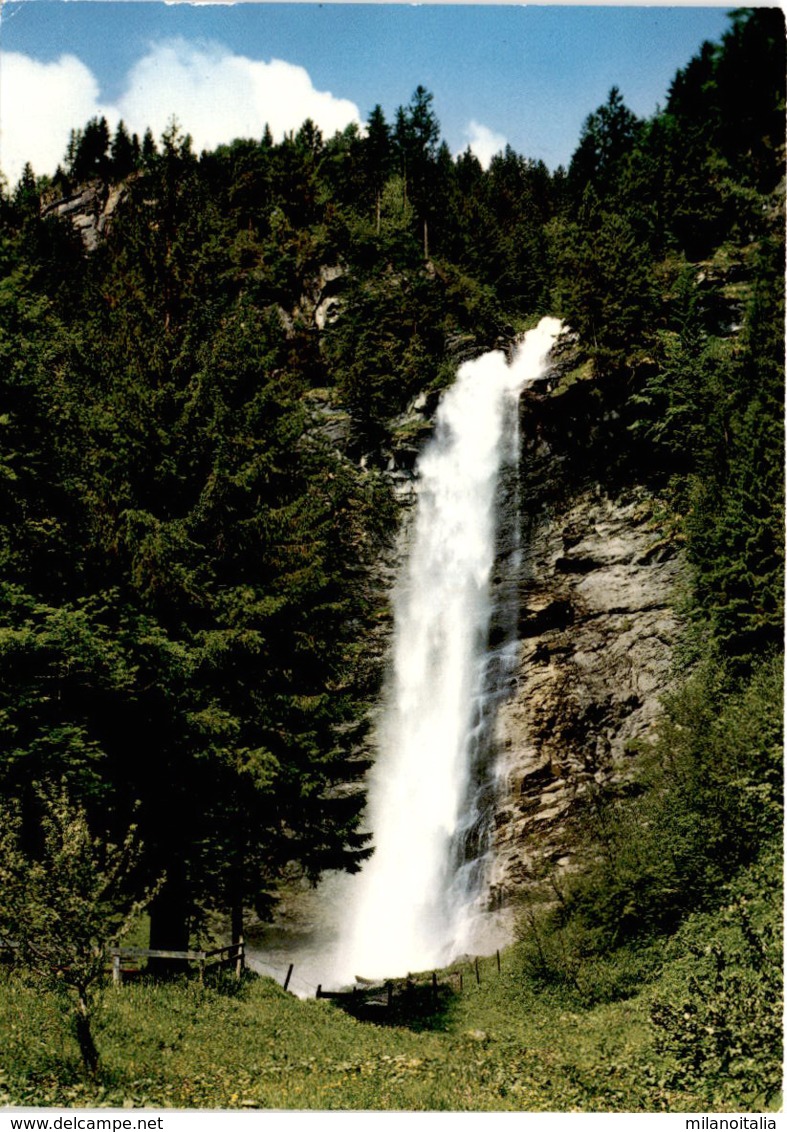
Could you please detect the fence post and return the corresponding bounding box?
[432,971,438,1002]
[459,972,463,992]
[198,954,205,985]
[316,984,322,999]
[496,949,501,975]
[475,957,481,986]
[236,936,245,980]
[283,963,294,992]
[112,953,121,987]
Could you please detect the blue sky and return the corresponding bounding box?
[0,3,734,185]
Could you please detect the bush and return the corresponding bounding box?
[517,654,783,1002]
[518,893,662,1005]
[565,653,782,946]
[0,787,155,1075]
[651,892,783,1108]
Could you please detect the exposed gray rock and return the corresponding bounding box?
[41,180,127,251]
[307,395,353,449]
[489,481,685,900]
[292,264,346,330]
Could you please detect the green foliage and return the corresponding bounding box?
[633,228,785,668]
[652,898,783,1109]
[1,861,777,1111]
[0,786,154,1073]
[577,655,781,941]
[664,8,785,251]
[631,265,730,472]
[568,86,642,202]
[517,652,782,1009]
[685,233,785,668]
[518,891,664,1006]
[551,187,656,372]
[651,844,783,1110]
[395,86,440,225]
[63,117,143,189]
[323,259,443,443]
[68,117,111,183]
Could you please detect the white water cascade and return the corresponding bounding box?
[328,316,562,985]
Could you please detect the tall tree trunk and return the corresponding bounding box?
[231,897,244,947]
[74,990,99,1076]
[229,832,245,958]
[148,854,190,975]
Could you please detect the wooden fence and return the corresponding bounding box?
[311,951,503,1013]
[110,940,245,985]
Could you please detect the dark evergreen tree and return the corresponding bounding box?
[141,128,158,168]
[70,117,111,182]
[568,86,640,202]
[110,121,137,180]
[363,105,393,231]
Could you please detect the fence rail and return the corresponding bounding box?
[110,939,245,985]
[176,944,505,1008]
[312,956,496,1012]
[316,982,394,1006]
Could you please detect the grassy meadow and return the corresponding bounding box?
[1,840,780,1114]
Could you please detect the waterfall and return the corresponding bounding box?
[329,316,562,985]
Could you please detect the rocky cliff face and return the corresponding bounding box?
[40,180,127,251]
[490,483,684,898]
[485,347,685,904]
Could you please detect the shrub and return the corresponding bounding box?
[0,787,155,1074]
[651,895,783,1108]
[565,653,782,946]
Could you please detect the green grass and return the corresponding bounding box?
[0,964,657,1111]
[0,847,780,1112]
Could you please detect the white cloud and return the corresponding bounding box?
[0,52,112,186]
[464,120,507,170]
[0,40,362,186]
[117,41,361,154]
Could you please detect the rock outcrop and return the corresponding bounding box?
[40,181,127,251]
[486,341,686,903]
[490,484,684,899]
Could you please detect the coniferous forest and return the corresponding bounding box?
[0,6,783,1111]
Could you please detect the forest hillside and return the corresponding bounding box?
[0,6,783,1110]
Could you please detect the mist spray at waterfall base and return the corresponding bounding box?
[248,318,561,993]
